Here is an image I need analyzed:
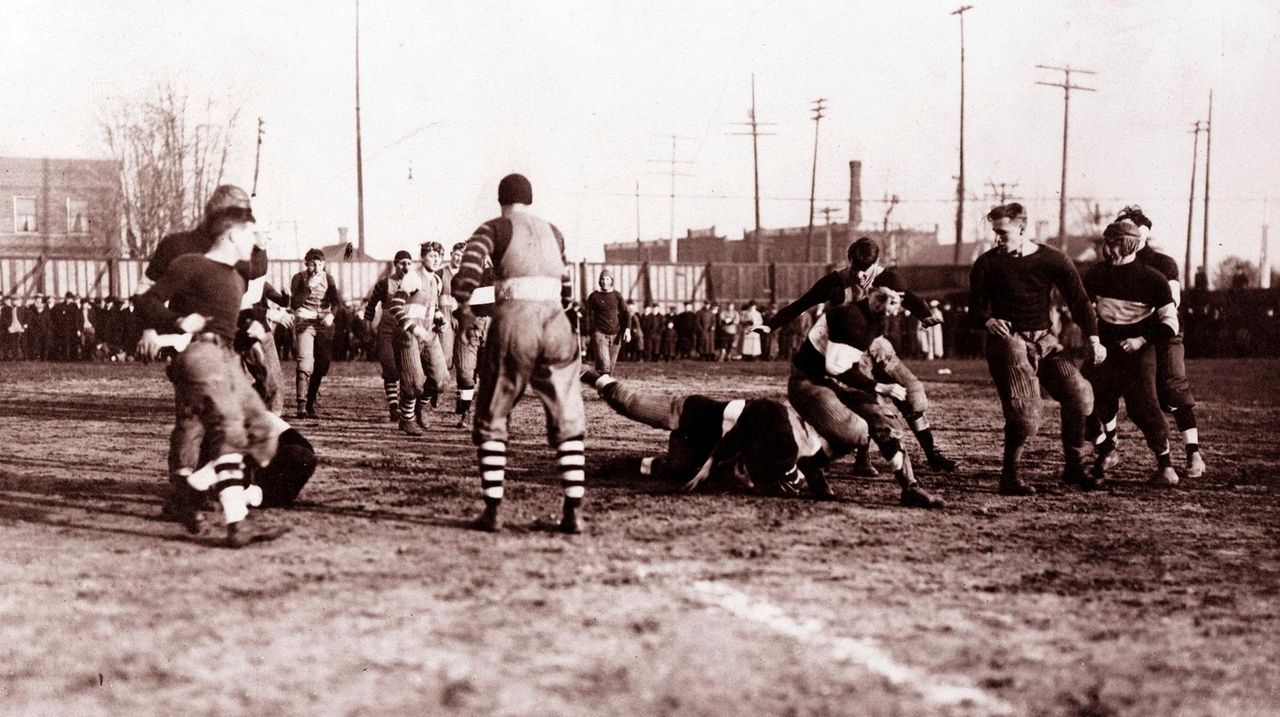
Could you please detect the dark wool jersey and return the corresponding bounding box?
[134,254,249,341]
[792,300,883,392]
[1083,261,1177,345]
[968,245,1098,335]
[768,264,930,330]
[1136,246,1180,283]
[146,229,267,282]
[585,289,628,335]
[671,396,804,491]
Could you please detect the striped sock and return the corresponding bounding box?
[401,397,416,421]
[479,440,506,500]
[556,437,586,499]
[384,380,400,415]
[209,454,248,524]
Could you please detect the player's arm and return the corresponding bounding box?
[235,245,269,281]
[1055,253,1105,361]
[288,273,307,310]
[451,222,496,307]
[875,269,936,325]
[363,279,386,322]
[766,272,843,331]
[133,263,191,333]
[550,223,573,307]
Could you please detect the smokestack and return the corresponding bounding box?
[338,226,349,255]
[848,161,862,230]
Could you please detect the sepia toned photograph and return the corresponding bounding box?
[1,1,1277,715]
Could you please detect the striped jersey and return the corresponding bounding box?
[1083,261,1178,345]
[451,209,571,307]
[792,300,883,393]
[387,268,442,336]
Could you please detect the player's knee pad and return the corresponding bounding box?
[1004,398,1041,443]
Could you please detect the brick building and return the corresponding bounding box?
[0,157,121,258]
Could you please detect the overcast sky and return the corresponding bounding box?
[4,0,1277,275]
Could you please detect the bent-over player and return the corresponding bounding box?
[387,261,451,435]
[452,173,586,533]
[788,287,946,509]
[1082,219,1181,486]
[763,237,956,473]
[134,195,286,547]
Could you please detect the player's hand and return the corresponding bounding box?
[245,320,267,343]
[454,304,476,336]
[322,313,335,327]
[1089,337,1107,365]
[177,313,207,334]
[985,318,1012,337]
[623,328,632,344]
[1119,336,1147,353]
[137,329,162,360]
[751,325,772,335]
[920,315,943,328]
[413,325,432,343]
[875,382,907,401]
[266,306,293,329]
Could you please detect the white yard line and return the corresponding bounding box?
[691,581,1013,715]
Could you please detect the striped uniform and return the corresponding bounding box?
[386,268,451,419]
[452,208,584,508]
[767,261,946,462]
[364,272,409,417]
[1082,261,1178,458]
[589,376,828,495]
[289,270,341,413]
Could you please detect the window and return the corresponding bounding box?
[67,198,89,234]
[13,197,36,233]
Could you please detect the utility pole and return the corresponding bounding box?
[354,0,367,256]
[985,179,1018,204]
[951,4,973,264]
[635,179,644,262]
[731,74,776,263]
[1202,89,1213,288]
[818,206,842,264]
[1184,120,1203,288]
[805,98,828,263]
[647,135,694,263]
[251,117,265,197]
[1036,64,1096,251]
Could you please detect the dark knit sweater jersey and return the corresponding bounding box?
[146,229,267,282]
[768,264,929,331]
[1083,262,1176,345]
[968,245,1097,335]
[673,395,799,488]
[792,301,882,392]
[452,212,571,306]
[585,290,628,335]
[134,254,248,340]
[1136,246,1179,283]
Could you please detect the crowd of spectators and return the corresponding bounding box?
[5,287,1278,364]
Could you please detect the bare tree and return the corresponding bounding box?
[1214,256,1258,290]
[100,82,240,258]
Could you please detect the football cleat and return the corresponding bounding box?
[1186,452,1205,479]
[900,484,946,509]
[1150,465,1180,487]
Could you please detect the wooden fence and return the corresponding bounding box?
[0,256,972,306]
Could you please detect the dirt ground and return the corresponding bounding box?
[0,357,1277,717]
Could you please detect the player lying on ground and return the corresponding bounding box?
[133,194,289,547]
[1081,218,1181,487]
[579,370,836,499]
[787,286,946,509]
[761,237,956,474]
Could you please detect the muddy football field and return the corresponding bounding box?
[1,357,1277,716]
